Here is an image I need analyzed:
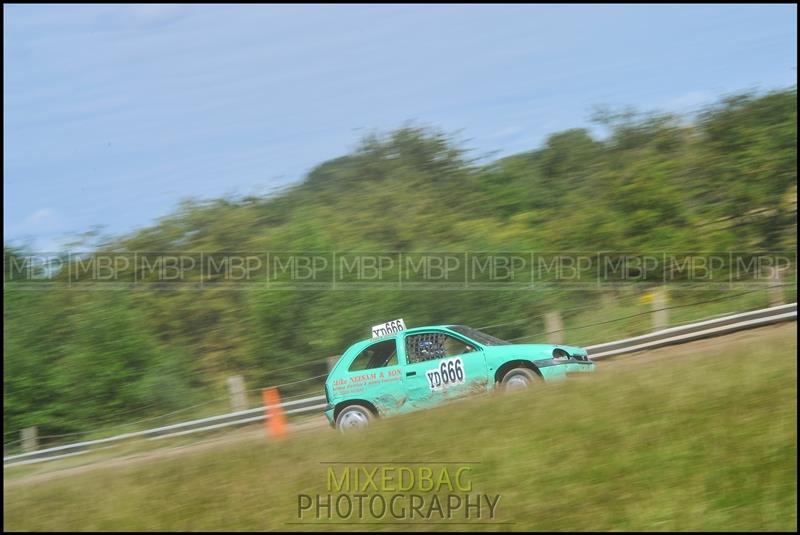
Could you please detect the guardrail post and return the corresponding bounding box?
[768,266,784,307]
[327,356,338,372]
[227,375,247,412]
[21,426,38,453]
[652,287,669,330]
[545,311,564,345]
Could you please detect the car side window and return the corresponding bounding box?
[348,339,398,371]
[405,333,476,364]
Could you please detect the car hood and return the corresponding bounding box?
[483,343,588,360]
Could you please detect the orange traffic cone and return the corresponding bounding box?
[262,387,287,439]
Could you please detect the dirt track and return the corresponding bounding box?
[4,322,796,489]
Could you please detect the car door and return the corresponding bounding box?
[338,338,406,416]
[400,330,489,410]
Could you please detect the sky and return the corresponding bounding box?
[4,4,797,251]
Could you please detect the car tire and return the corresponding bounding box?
[335,404,373,432]
[500,367,537,392]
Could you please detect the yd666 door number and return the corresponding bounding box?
[425,357,465,391]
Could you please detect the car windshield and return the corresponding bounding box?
[448,325,511,346]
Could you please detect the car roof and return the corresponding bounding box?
[350,325,459,348]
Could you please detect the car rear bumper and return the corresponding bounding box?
[324,404,335,426]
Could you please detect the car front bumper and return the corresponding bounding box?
[535,358,596,380]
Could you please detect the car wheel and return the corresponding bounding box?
[501,367,537,392]
[335,404,373,432]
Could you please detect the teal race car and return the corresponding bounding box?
[323,319,595,431]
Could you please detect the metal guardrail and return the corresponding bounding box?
[585,302,796,359]
[4,302,796,468]
[3,396,326,467]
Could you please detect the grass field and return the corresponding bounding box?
[4,325,797,531]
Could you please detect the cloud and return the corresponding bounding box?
[5,208,67,243]
[487,126,526,142]
[664,90,716,113]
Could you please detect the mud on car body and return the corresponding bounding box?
[324,319,595,431]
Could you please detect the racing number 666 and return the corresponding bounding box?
[425,357,465,390]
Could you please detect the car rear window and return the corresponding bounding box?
[348,339,398,371]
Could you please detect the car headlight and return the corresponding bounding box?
[553,348,570,360]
